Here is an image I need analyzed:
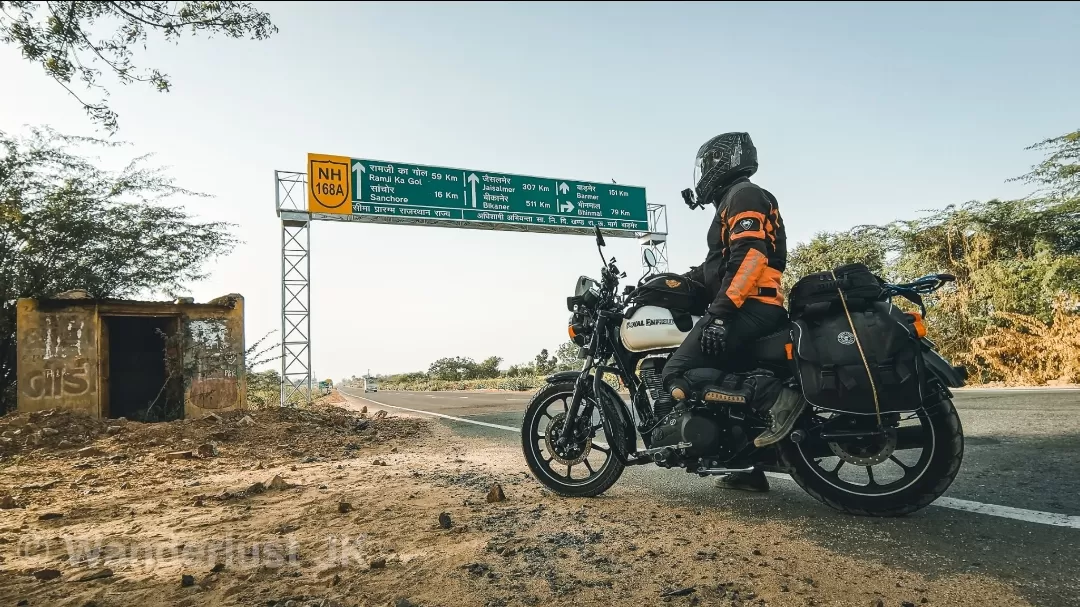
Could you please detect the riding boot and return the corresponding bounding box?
[714,467,770,492]
[753,386,807,447]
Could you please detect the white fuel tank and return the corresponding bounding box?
[619,306,700,353]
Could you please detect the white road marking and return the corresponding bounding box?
[343,391,1080,530]
[953,387,1080,394]
[348,392,520,432]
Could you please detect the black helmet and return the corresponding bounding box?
[693,132,758,206]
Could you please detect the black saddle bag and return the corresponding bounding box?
[791,301,928,415]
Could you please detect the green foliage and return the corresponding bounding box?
[427,355,503,381]
[246,369,280,409]
[379,375,548,393]
[1008,129,1080,200]
[365,342,585,392]
[0,125,237,413]
[0,1,278,132]
[475,355,503,379]
[783,225,891,290]
[784,129,1080,383]
[533,348,557,375]
[554,340,583,372]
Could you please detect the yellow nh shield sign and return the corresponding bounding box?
[307,153,351,214]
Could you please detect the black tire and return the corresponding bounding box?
[520,381,625,498]
[781,398,964,517]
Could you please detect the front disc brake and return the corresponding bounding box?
[545,412,593,466]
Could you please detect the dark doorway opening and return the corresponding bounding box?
[105,316,183,422]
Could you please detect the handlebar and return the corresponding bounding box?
[880,273,955,317]
[881,273,955,297]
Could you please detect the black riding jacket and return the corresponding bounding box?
[684,177,788,317]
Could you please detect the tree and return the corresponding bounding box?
[554,340,581,372]
[427,356,476,382]
[504,363,533,378]
[472,356,502,380]
[783,225,891,290]
[533,348,557,375]
[0,125,237,412]
[1009,129,1080,200]
[0,1,278,133]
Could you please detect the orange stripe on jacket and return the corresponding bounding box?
[724,248,768,308]
[729,210,767,241]
[749,267,785,307]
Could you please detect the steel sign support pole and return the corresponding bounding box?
[277,171,313,407]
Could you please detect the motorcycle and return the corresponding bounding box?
[520,226,967,516]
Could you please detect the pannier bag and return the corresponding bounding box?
[792,300,929,415]
[788,263,884,321]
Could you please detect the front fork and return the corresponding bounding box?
[557,354,596,447]
[557,312,614,447]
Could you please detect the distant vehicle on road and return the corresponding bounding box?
[364,377,379,393]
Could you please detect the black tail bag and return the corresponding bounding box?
[788,263,884,321]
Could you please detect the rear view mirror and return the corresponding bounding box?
[643,248,657,269]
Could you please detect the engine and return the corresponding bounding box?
[637,356,674,420]
[647,402,751,467]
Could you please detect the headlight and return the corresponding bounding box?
[567,314,589,346]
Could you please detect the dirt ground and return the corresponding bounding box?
[0,393,1031,607]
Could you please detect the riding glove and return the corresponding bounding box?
[700,316,728,357]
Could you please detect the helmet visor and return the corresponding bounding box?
[693,151,720,190]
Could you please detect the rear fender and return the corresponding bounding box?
[921,343,968,389]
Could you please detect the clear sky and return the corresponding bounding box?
[2,1,1077,382]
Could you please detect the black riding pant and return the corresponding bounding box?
[661,299,789,388]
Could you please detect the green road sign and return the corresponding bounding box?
[307,153,649,232]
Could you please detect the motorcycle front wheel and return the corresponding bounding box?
[782,397,964,517]
[520,381,625,497]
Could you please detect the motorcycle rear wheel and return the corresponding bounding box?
[782,397,964,517]
[520,381,625,497]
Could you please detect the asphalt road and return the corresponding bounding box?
[342,387,1080,607]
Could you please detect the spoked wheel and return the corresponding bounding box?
[520,381,625,497]
[782,397,964,517]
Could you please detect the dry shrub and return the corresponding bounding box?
[971,296,1080,385]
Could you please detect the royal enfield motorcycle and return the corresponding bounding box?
[520,226,967,516]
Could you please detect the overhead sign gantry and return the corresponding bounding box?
[275,153,668,406]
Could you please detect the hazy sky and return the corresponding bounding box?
[2,1,1077,381]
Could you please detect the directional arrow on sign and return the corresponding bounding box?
[353,162,365,201]
[467,173,479,208]
[559,200,575,213]
[558,182,570,195]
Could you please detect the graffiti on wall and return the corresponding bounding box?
[21,313,95,402]
[24,314,88,363]
[183,318,242,410]
[23,364,92,399]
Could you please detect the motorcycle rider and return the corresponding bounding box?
[661,131,806,492]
